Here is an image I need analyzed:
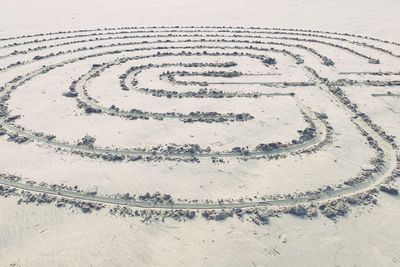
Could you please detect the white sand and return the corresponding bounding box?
[0,0,399,266]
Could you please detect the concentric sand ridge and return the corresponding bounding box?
[0,26,399,223]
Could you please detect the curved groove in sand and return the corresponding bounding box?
[0,27,397,211]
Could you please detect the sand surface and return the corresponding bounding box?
[0,0,400,266]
